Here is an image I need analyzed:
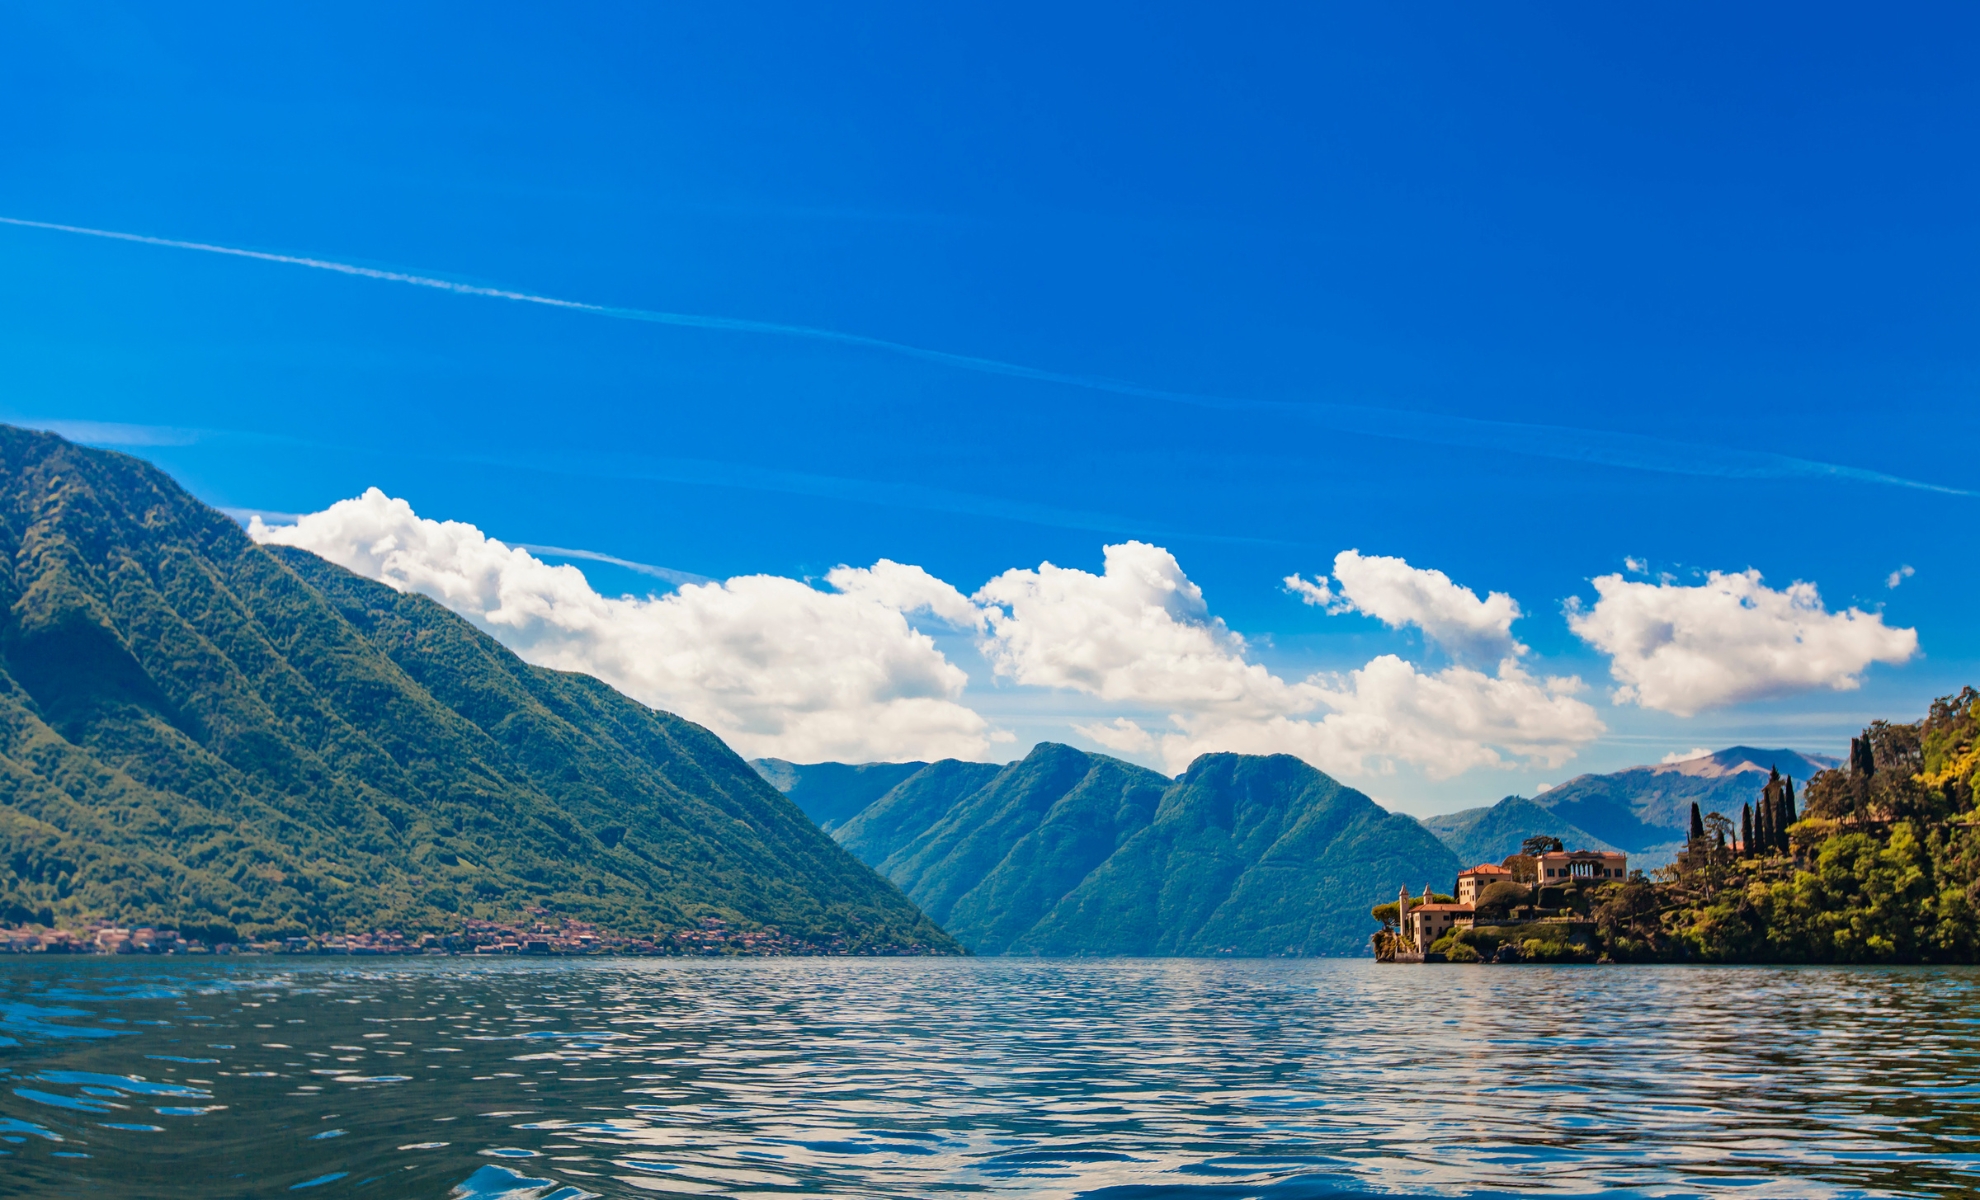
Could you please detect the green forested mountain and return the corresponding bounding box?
[1423,747,1840,870]
[764,744,1461,956]
[833,759,1005,865]
[0,427,953,950]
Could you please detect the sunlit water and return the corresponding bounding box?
[0,958,1975,1199]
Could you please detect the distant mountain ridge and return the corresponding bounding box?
[757,745,1461,956]
[1420,746,1840,869]
[750,758,928,832]
[1419,796,1618,868]
[0,427,953,950]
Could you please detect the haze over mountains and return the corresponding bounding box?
[0,428,949,950]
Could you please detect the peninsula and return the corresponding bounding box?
[1378,687,1980,965]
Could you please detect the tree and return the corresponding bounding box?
[1690,802,1706,844]
[1741,804,1753,858]
[1593,874,1661,943]
[1703,812,1734,868]
[1520,835,1564,857]
[1500,854,1539,884]
[1473,881,1531,920]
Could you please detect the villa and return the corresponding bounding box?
[1533,849,1628,882]
[1455,862,1513,903]
[1383,846,1631,961]
[1403,894,1474,951]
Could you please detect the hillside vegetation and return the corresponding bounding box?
[0,427,953,951]
[764,744,1462,956]
[1646,690,1980,963]
[1409,694,1980,965]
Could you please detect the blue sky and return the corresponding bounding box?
[2,4,1974,813]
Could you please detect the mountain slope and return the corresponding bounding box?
[783,745,1460,956]
[1420,796,1617,866]
[0,426,953,950]
[749,758,928,831]
[832,759,1006,867]
[1010,753,1460,957]
[878,743,1168,953]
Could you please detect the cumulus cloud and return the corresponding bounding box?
[1283,573,1339,610]
[1887,565,1915,590]
[250,489,992,763]
[1073,716,1158,756]
[253,497,1605,782]
[1287,550,1524,663]
[1153,657,1603,779]
[979,542,1307,717]
[983,543,1601,778]
[1566,569,1919,716]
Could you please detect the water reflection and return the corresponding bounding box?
[0,958,1974,1198]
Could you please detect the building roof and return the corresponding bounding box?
[1459,863,1513,876]
[1409,903,1476,914]
[1536,849,1626,861]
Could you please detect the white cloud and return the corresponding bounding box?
[1154,656,1603,780]
[253,497,1605,782]
[1074,716,1158,755]
[824,559,984,630]
[1283,573,1340,610]
[1887,565,1915,590]
[1661,747,1714,765]
[1288,550,1524,663]
[250,489,991,763]
[982,543,1601,779]
[1566,569,1919,716]
[1624,557,1648,574]
[977,542,1306,717]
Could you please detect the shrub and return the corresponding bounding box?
[1474,880,1531,919]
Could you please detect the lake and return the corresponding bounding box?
[0,957,1973,1198]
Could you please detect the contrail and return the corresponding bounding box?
[511,544,713,588]
[5,214,1969,498]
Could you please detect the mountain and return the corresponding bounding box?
[1419,796,1617,867]
[1013,753,1462,957]
[1422,746,1841,871]
[0,427,953,951]
[760,743,1462,956]
[748,758,927,832]
[861,744,1165,953]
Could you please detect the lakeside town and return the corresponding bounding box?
[0,912,936,957]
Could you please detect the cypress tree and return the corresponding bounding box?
[1689,802,1705,852]
[1780,776,1797,850]
[1741,804,1753,858]
[1754,787,1773,856]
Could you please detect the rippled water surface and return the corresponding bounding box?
[0,958,1976,1198]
